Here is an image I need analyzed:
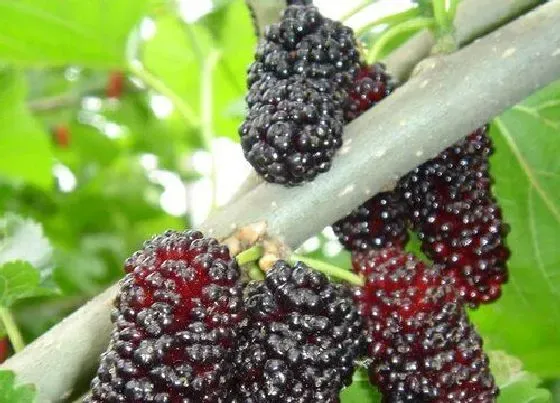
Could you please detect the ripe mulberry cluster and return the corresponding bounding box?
[333,62,509,306]
[85,230,245,402]
[397,126,510,305]
[232,260,364,402]
[239,3,360,185]
[353,248,498,402]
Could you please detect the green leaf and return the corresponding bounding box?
[0,370,35,403]
[341,368,382,402]
[0,214,52,273]
[490,351,552,403]
[470,80,560,377]
[0,261,54,308]
[0,70,52,188]
[0,0,149,68]
[208,0,255,139]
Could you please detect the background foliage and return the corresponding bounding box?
[0,0,558,401]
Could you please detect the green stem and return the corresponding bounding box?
[289,255,364,286]
[341,0,375,22]
[448,0,461,24]
[201,50,222,211]
[0,306,25,353]
[128,61,199,127]
[432,0,449,31]
[236,245,264,266]
[356,7,420,37]
[367,17,435,64]
[247,261,265,281]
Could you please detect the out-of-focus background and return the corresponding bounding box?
[0,0,559,401]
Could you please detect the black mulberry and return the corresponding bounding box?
[86,230,245,402]
[240,4,360,185]
[397,126,510,305]
[232,260,364,402]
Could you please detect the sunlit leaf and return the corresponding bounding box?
[0,70,52,188]
[471,81,560,377]
[0,0,149,68]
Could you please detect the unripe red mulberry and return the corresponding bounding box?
[397,126,510,305]
[240,4,360,185]
[85,230,245,402]
[232,260,365,402]
[353,248,498,402]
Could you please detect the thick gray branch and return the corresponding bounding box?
[384,0,540,81]
[3,1,560,402]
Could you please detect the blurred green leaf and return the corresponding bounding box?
[0,261,54,307]
[0,370,35,403]
[208,0,254,139]
[471,81,560,377]
[54,121,121,170]
[490,351,552,403]
[0,70,52,188]
[143,0,254,140]
[143,14,208,123]
[0,214,52,274]
[0,0,149,68]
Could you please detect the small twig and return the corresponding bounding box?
[128,61,199,127]
[0,307,25,353]
[236,246,264,266]
[368,17,435,63]
[289,255,363,286]
[432,0,449,31]
[341,0,376,22]
[356,8,420,37]
[200,50,222,210]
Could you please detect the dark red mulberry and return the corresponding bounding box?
[86,230,245,402]
[397,126,510,305]
[333,63,405,251]
[240,4,360,185]
[343,63,396,122]
[232,260,364,402]
[333,191,409,251]
[353,248,498,402]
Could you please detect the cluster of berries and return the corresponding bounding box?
[86,229,500,402]
[87,1,509,402]
[86,231,365,402]
[333,64,509,307]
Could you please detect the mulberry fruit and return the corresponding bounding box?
[232,260,364,402]
[86,230,245,402]
[353,248,498,402]
[333,192,409,251]
[240,4,360,185]
[397,126,509,305]
[333,63,405,251]
[343,63,395,122]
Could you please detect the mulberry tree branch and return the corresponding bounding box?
[384,0,541,81]
[3,1,560,402]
